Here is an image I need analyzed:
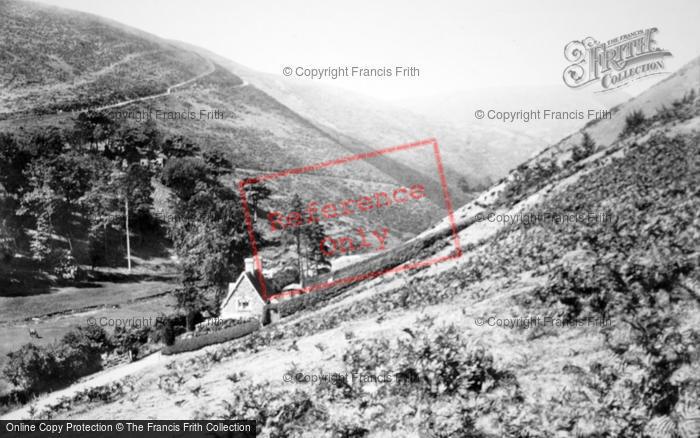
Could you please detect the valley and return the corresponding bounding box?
[0,0,698,436]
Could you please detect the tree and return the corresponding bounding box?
[203,150,232,174]
[162,136,200,159]
[0,133,30,194]
[71,111,115,151]
[304,221,331,274]
[572,132,596,162]
[0,197,16,263]
[110,120,161,163]
[21,152,105,255]
[175,276,207,332]
[162,156,249,329]
[289,194,305,285]
[119,163,154,270]
[19,162,60,262]
[246,181,272,222]
[82,167,121,268]
[20,127,65,159]
[82,161,154,269]
[161,157,212,201]
[3,344,59,394]
[57,325,110,381]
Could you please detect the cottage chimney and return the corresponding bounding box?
[244,257,255,274]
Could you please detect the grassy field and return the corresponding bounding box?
[0,279,177,323]
[0,253,180,396]
[0,286,177,394]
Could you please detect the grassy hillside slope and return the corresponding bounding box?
[0,0,445,240]
[7,54,698,438]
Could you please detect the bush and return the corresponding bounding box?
[162,320,260,355]
[150,314,187,345]
[50,249,80,280]
[620,109,646,138]
[62,325,111,354]
[217,321,518,436]
[162,320,176,346]
[572,132,596,162]
[3,325,112,395]
[344,324,504,399]
[56,325,111,382]
[112,325,151,356]
[533,258,619,320]
[223,385,323,437]
[3,344,60,394]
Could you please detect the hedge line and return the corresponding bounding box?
[272,213,481,317]
[162,320,260,355]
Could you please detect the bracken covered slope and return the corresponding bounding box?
[6,52,699,438]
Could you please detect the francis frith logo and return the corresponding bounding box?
[563,28,672,91]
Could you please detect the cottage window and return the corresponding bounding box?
[238,300,249,309]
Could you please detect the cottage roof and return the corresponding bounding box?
[245,271,273,299]
[221,270,273,311]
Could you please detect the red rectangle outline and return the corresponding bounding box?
[237,138,462,301]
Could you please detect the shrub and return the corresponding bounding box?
[344,324,504,399]
[162,320,176,346]
[223,386,324,437]
[150,314,187,345]
[3,344,60,394]
[499,158,559,205]
[50,249,80,280]
[620,109,647,138]
[112,325,151,356]
[62,325,111,354]
[55,325,111,382]
[533,258,619,320]
[572,132,596,162]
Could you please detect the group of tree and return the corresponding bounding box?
[160,151,251,330]
[285,194,331,286]
[0,110,189,281]
[1,109,330,332]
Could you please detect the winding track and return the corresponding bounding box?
[2,53,249,121]
[91,57,230,112]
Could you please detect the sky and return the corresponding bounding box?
[37,0,700,100]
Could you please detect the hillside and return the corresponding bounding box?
[0,0,448,228]
[0,0,210,115]
[191,49,546,194]
[0,0,455,402]
[5,47,698,438]
[401,85,631,145]
[0,0,458,274]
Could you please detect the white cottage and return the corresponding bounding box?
[220,258,278,324]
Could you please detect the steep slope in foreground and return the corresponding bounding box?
[6,59,699,437]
